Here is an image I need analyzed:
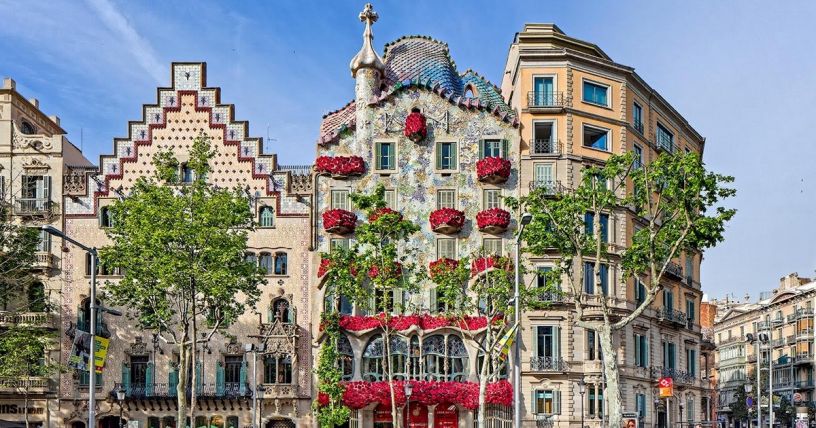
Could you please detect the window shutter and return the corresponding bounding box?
[502,140,509,158]
[532,389,538,414]
[239,360,248,395]
[375,143,382,170]
[478,141,484,159]
[122,364,131,395]
[393,289,404,314]
[645,339,650,366]
[195,360,203,392]
[554,326,561,358]
[555,390,562,414]
[145,362,154,397]
[169,367,179,397]
[436,143,443,170]
[429,288,437,314]
[450,143,457,169]
[532,326,539,358]
[44,176,51,200]
[216,362,225,396]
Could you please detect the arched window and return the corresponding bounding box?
[27,281,46,312]
[195,416,207,428]
[408,336,421,379]
[99,206,113,228]
[338,335,354,381]
[259,252,273,274]
[390,336,408,380]
[245,252,257,265]
[264,354,292,384]
[423,335,446,381]
[362,335,385,381]
[259,206,275,228]
[71,422,86,428]
[162,417,176,428]
[270,299,292,324]
[274,252,288,275]
[20,120,36,135]
[447,335,469,381]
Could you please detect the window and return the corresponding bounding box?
[687,348,697,376]
[147,417,161,428]
[181,164,195,183]
[584,212,609,242]
[686,398,694,423]
[482,238,502,256]
[533,163,554,190]
[663,341,676,369]
[21,175,51,211]
[330,238,350,250]
[633,102,643,133]
[583,80,609,106]
[635,279,647,305]
[224,356,243,385]
[259,252,273,275]
[635,334,649,367]
[375,142,395,171]
[264,355,293,384]
[685,254,694,284]
[130,355,149,387]
[338,335,354,381]
[533,389,561,415]
[686,299,695,328]
[532,76,555,106]
[274,252,288,275]
[78,370,102,388]
[37,229,51,253]
[532,121,556,154]
[583,125,609,151]
[270,298,292,323]
[331,190,350,210]
[436,142,457,171]
[483,189,502,210]
[656,123,675,152]
[259,206,275,228]
[537,266,553,289]
[437,190,456,210]
[587,329,601,360]
[588,383,604,417]
[534,326,561,360]
[99,206,113,228]
[245,252,257,265]
[479,139,507,159]
[583,262,609,294]
[20,120,37,135]
[226,417,238,428]
[636,393,647,418]
[663,288,674,311]
[27,282,46,312]
[437,238,456,260]
[384,189,397,210]
[633,145,643,169]
[362,335,386,381]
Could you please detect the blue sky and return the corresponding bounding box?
[2,0,815,299]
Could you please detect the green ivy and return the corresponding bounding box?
[313,313,350,427]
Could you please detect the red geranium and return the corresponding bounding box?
[429,258,458,281]
[315,155,365,176]
[368,207,403,222]
[323,209,357,233]
[476,157,511,183]
[429,208,465,233]
[316,392,331,407]
[341,380,512,410]
[471,256,512,276]
[476,208,511,232]
[318,258,332,277]
[367,263,403,280]
[404,109,427,143]
[338,314,491,332]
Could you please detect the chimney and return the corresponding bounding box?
[28,98,39,109]
[49,115,60,126]
[2,77,15,90]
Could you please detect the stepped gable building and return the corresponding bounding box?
[313,4,520,427]
[501,24,711,426]
[60,63,314,428]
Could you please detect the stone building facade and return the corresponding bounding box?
[500,24,710,427]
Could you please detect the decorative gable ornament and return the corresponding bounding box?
[404,108,427,143]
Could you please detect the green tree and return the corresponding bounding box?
[100,135,264,428]
[513,152,735,428]
[0,186,39,310]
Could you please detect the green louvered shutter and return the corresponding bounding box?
[121,364,131,395]
[554,327,561,360]
[375,143,382,170]
[478,141,484,159]
[502,140,509,159]
[555,390,561,414]
[216,362,225,397]
[436,143,443,170]
[145,361,154,397]
[450,143,457,169]
[239,360,248,395]
[429,288,437,314]
[195,361,202,393]
[393,289,404,314]
[168,367,178,397]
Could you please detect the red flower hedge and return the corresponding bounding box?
[429,208,465,233]
[318,258,332,278]
[316,391,331,407]
[404,109,427,143]
[338,314,488,332]
[339,380,512,410]
[471,256,512,276]
[476,208,511,231]
[429,258,458,281]
[476,157,511,183]
[369,207,403,223]
[315,155,365,176]
[323,209,357,233]
[367,263,403,280]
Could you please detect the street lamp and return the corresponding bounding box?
[41,226,122,428]
[680,403,684,428]
[513,212,532,428]
[116,384,125,428]
[745,384,753,428]
[404,382,413,427]
[245,343,266,428]
[578,379,586,428]
[747,332,771,428]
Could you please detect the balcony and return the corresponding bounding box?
[536,291,571,305]
[756,320,772,331]
[773,380,792,389]
[657,307,688,326]
[531,140,560,156]
[789,308,815,322]
[664,261,684,280]
[656,135,676,153]
[529,180,566,196]
[772,337,786,347]
[788,335,797,345]
[526,92,565,109]
[797,328,814,341]
[0,312,57,329]
[32,252,55,271]
[795,380,815,389]
[261,383,301,399]
[795,353,813,365]
[651,367,695,385]
[0,377,53,394]
[14,198,55,216]
[718,336,744,346]
[529,356,569,372]
[113,382,253,399]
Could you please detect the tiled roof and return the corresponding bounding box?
[318,35,516,145]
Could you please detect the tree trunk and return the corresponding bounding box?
[383,328,399,428]
[598,325,622,428]
[477,325,494,428]
[190,317,198,427]
[176,342,187,428]
[24,385,29,428]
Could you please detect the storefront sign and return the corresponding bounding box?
[0,404,45,415]
[374,404,392,423]
[658,377,673,398]
[434,404,459,428]
[403,403,428,428]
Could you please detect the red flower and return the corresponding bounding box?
[341,380,512,410]
[404,109,427,143]
[337,314,490,332]
[429,208,465,233]
[476,157,511,183]
[367,263,403,280]
[323,209,357,233]
[315,155,366,176]
[471,256,512,276]
[429,258,458,281]
[316,392,331,407]
[476,208,511,231]
[318,258,332,278]
[368,207,403,223]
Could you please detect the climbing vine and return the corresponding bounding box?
[313,312,350,427]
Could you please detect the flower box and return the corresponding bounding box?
[323,209,357,234]
[368,207,403,223]
[404,108,427,143]
[315,155,365,178]
[476,157,511,184]
[338,314,491,332]
[429,258,458,281]
[476,208,511,234]
[429,208,465,234]
[471,256,511,276]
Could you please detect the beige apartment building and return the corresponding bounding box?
[1,77,94,428]
[500,24,711,427]
[713,273,816,428]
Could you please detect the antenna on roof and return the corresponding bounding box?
[264,124,277,154]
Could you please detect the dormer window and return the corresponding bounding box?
[20,120,37,135]
[259,206,275,228]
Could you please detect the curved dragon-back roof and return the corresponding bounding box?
[318,35,516,145]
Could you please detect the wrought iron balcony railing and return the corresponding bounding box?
[531,140,560,155]
[526,92,565,109]
[529,356,568,372]
[633,121,644,134]
[656,135,675,153]
[113,382,253,399]
[664,261,683,280]
[536,291,571,304]
[529,180,566,196]
[657,308,688,326]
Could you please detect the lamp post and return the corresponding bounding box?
[747,332,771,428]
[257,386,265,428]
[41,226,122,428]
[513,212,532,428]
[578,379,586,428]
[245,343,266,428]
[404,382,413,428]
[116,385,125,428]
[745,384,753,428]
[679,403,684,428]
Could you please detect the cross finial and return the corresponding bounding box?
[359,3,378,25]
[350,3,385,77]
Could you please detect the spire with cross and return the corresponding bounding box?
[349,3,385,78]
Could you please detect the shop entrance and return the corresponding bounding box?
[434,404,459,428]
[373,403,393,428]
[403,403,428,428]
[100,416,126,428]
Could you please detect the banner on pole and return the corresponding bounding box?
[658,377,673,398]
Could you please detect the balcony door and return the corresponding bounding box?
[21,175,50,211]
[534,326,561,364]
[533,163,553,189]
[533,77,554,106]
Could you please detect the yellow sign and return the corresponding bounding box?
[93,336,110,374]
